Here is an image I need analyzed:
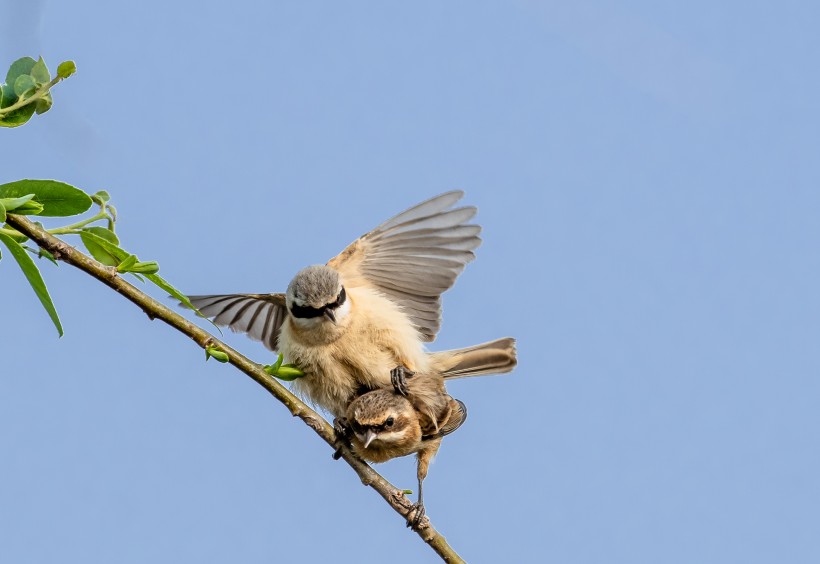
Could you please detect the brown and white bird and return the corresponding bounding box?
[186,191,516,418]
[334,377,468,527]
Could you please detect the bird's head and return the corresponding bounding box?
[348,391,420,449]
[286,265,349,326]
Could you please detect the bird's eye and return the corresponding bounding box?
[385,416,394,427]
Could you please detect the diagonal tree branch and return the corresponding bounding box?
[5,213,466,564]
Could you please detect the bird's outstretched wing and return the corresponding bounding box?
[327,191,481,342]
[186,293,287,352]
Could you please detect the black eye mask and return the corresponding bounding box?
[290,287,347,319]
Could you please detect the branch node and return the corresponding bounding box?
[302,414,325,434]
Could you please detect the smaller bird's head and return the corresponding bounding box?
[286,265,349,325]
[348,391,420,449]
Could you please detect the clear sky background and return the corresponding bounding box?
[2,2,819,563]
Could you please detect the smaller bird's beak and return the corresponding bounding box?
[363,429,378,449]
[324,308,336,324]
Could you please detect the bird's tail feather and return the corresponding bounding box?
[430,337,517,379]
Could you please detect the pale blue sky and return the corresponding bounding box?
[3,2,819,563]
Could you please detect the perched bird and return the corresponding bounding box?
[187,191,516,418]
[334,377,468,527]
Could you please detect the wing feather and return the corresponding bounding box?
[438,398,467,438]
[328,191,481,342]
[372,191,466,231]
[187,293,287,352]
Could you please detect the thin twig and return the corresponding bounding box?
[5,213,466,564]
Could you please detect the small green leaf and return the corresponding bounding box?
[273,353,284,372]
[147,273,201,314]
[38,248,58,265]
[22,245,57,266]
[0,201,5,223]
[0,231,63,336]
[2,57,36,107]
[16,200,44,215]
[130,261,159,274]
[57,61,76,79]
[1,193,36,210]
[79,228,125,266]
[263,354,285,376]
[83,225,119,245]
[1,194,44,215]
[90,190,110,205]
[35,93,53,115]
[13,74,36,97]
[0,104,36,127]
[0,228,26,243]
[30,57,50,84]
[0,180,92,217]
[116,254,137,272]
[271,364,305,381]
[205,345,230,363]
[402,490,414,495]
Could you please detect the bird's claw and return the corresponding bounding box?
[332,417,352,460]
[390,365,415,396]
[406,502,427,529]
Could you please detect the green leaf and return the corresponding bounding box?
[0,193,36,210]
[0,201,5,223]
[0,231,63,336]
[13,74,36,97]
[0,104,36,127]
[83,225,119,245]
[90,190,110,205]
[144,272,199,313]
[22,244,56,264]
[0,228,27,243]
[0,194,44,215]
[130,261,159,274]
[57,61,76,79]
[38,248,58,265]
[80,228,125,266]
[263,354,285,376]
[116,254,137,272]
[2,57,36,107]
[270,364,305,381]
[30,57,50,84]
[205,345,230,363]
[0,180,92,217]
[35,93,53,115]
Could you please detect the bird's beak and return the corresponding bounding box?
[324,308,336,324]
[363,429,377,449]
